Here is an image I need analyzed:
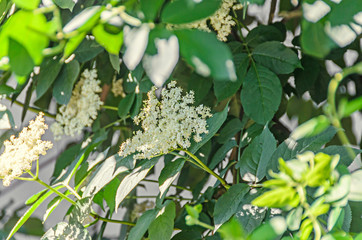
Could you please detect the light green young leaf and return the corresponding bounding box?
[214,183,250,228]
[253,41,301,74]
[287,206,303,231]
[240,65,282,124]
[149,201,176,240]
[219,217,245,240]
[92,24,123,55]
[248,217,286,240]
[237,127,276,183]
[12,0,39,10]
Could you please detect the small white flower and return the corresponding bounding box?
[111,78,126,97]
[51,69,103,140]
[119,81,212,160]
[0,113,53,186]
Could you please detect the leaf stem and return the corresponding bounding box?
[142,179,192,192]
[101,105,119,111]
[177,149,230,190]
[6,97,56,119]
[90,213,136,226]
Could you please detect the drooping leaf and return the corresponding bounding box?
[237,127,276,182]
[240,64,282,124]
[118,92,136,119]
[175,29,236,81]
[159,158,186,198]
[115,157,160,210]
[34,57,63,100]
[189,104,228,154]
[252,41,301,74]
[127,209,158,240]
[214,183,250,228]
[52,60,80,105]
[149,201,176,240]
[161,0,221,24]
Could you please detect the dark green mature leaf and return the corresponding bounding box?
[294,55,320,96]
[109,53,120,73]
[245,25,284,48]
[141,0,164,20]
[74,38,104,63]
[8,38,34,76]
[53,0,76,11]
[319,146,361,167]
[118,93,135,119]
[350,201,362,233]
[240,65,282,124]
[209,139,237,169]
[175,29,236,81]
[237,127,276,182]
[35,57,63,100]
[161,0,221,24]
[149,201,176,240]
[12,0,39,10]
[328,0,362,26]
[214,183,250,227]
[214,53,249,102]
[115,157,160,210]
[301,20,333,58]
[159,158,186,198]
[217,118,243,144]
[92,24,123,55]
[189,104,228,154]
[104,178,120,214]
[234,188,267,233]
[252,41,301,74]
[268,127,336,175]
[53,60,80,105]
[127,209,158,240]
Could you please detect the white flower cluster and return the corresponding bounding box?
[119,81,212,160]
[111,78,126,98]
[169,0,242,41]
[51,69,103,139]
[0,113,53,186]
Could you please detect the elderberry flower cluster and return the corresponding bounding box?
[0,113,53,186]
[111,78,126,98]
[169,0,242,41]
[119,81,212,160]
[51,69,103,139]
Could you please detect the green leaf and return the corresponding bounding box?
[252,186,299,208]
[92,24,123,55]
[130,93,143,118]
[324,166,351,204]
[245,24,284,48]
[25,189,47,205]
[8,38,34,76]
[248,217,286,240]
[35,57,63,100]
[189,104,228,154]
[141,0,164,20]
[175,29,236,81]
[342,96,362,117]
[118,93,136,119]
[219,217,245,240]
[209,139,237,169]
[41,222,91,240]
[350,201,362,233]
[237,127,276,182]
[349,170,362,201]
[6,187,62,240]
[12,0,39,10]
[294,55,320,96]
[159,158,186,198]
[214,183,250,227]
[286,207,303,231]
[214,53,249,102]
[161,0,221,24]
[240,65,282,124]
[52,60,80,105]
[268,127,336,175]
[115,157,160,210]
[53,0,76,11]
[104,178,120,215]
[301,20,333,58]
[109,53,120,73]
[69,198,92,223]
[319,146,361,167]
[328,0,362,27]
[64,33,86,60]
[234,188,267,233]
[217,118,243,144]
[149,201,176,240]
[127,209,158,240]
[252,41,301,74]
[290,115,330,140]
[0,10,49,65]
[83,154,134,197]
[0,85,16,96]
[328,207,343,231]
